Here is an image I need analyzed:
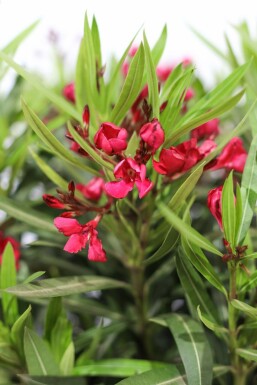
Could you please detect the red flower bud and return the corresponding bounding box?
[63,82,75,103]
[139,118,165,154]
[207,186,223,229]
[94,122,128,155]
[43,194,65,209]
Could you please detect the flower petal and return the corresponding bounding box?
[64,233,88,253]
[54,217,83,236]
[105,180,134,199]
[88,235,107,262]
[135,178,153,198]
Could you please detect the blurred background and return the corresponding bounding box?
[0,0,257,88]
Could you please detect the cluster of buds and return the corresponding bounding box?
[222,239,248,263]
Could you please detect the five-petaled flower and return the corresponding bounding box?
[105,158,153,199]
[94,122,128,155]
[153,138,216,178]
[54,216,107,261]
[207,186,223,229]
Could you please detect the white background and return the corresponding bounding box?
[0,0,257,86]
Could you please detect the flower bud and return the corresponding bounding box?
[207,186,223,229]
[94,122,128,155]
[139,118,165,154]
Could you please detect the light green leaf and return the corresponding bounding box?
[111,44,145,125]
[158,203,222,256]
[60,342,75,375]
[239,270,257,293]
[237,348,257,362]
[231,299,257,319]
[11,305,32,356]
[125,131,140,157]
[0,243,18,325]
[73,359,170,377]
[222,172,236,248]
[22,98,98,175]
[0,51,80,121]
[91,16,102,69]
[24,328,60,376]
[115,366,186,385]
[151,25,168,66]
[143,32,159,119]
[153,314,213,385]
[5,275,129,298]
[0,195,55,232]
[190,27,228,61]
[197,306,228,339]
[236,135,257,244]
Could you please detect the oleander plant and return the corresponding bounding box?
[1,14,257,385]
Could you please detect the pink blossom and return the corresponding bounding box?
[54,217,107,261]
[77,177,105,201]
[0,232,20,269]
[94,122,128,155]
[207,186,223,229]
[156,65,174,82]
[206,137,247,173]
[191,119,220,141]
[63,82,75,103]
[139,118,165,154]
[105,158,153,199]
[153,138,216,178]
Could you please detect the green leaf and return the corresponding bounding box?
[67,122,113,171]
[44,298,62,341]
[231,299,257,319]
[18,375,84,385]
[73,359,170,377]
[153,314,213,385]
[24,272,46,284]
[190,27,228,62]
[158,203,222,256]
[176,253,218,322]
[181,238,227,295]
[5,275,129,298]
[24,328,60,376]
[111,44,145,125]
[0,243,18,325]
[22,98,98,175]
[222,172,236,247]
[0,196,55,232]
[168,163,204,209]
[0,51,80,121]
[11,305,32,356]
[239,270,257,293]
[197,306,228,339]
[125,131,140,157]
[60,342,75,375]
[237,348,257,362]
[236,135,257,244]
[91,16,102,69]
[29,149,68,190]
[151,25,168,66]
[143,32,159,119]
[115,366,186,385]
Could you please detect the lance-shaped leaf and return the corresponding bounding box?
[73,359,171,377]
[143,32,159,119]
[239,270,257,293]
[237,348,257,362]
[0,51,80,121]
[0,196,55,233]
[24,328,60,376]
[158,203,222,256]
[236,135,257,245]
[151,25,167,66]
[21,98,98,175]
[0,243,18,325]
[5,276,129,298]
[115,366,186,385]
[231,299,257,319]
[11,305,32,357]
[222,172,236,248]
[111,44,145,125]
[176,253,218,322]
[197,306,228,340]
[152,314,213,385]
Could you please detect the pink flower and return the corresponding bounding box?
[0,232,20,269]
[206,137,247,173]
[153,138,216,178]
[156,65,174,82]
[105,158,153,199]
[184,88,194,102]
[54,217,107,261]
[139,118,165,154]
[77,177,105,202]
[63,82,75,103]
[94,123,128,155]
[207,186,223,229]
[191,119,220,141]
